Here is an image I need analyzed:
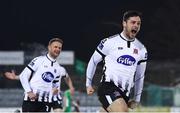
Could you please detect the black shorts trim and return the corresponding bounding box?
[22,100,51,112]
[97,82,129,109]
[50,99,63,109]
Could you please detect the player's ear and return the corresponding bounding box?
[122,21,126,27]
[48,45,51,51]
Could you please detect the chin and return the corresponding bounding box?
[131,34,136,38]
[54,55,59,58]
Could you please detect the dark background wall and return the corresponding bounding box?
[0,0,180,61]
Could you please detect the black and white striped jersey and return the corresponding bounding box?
[86,32,148,102]
[20,54,66,102]
[51,70,69,102]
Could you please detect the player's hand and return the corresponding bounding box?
[86,86,95,95]
[52,88,59,95]
[4,70,17,80]
[128,99,139,109]
[27,91,37,101]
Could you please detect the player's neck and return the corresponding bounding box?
[47,53,56,61]
[121,32,135,41]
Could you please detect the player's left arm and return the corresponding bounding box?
[129,48,148,109]
[4,70,20,80]
[64,75,74,94]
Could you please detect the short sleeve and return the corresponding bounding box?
[141,47,148,61]
[27,57,42,71]
[61,67,68,77]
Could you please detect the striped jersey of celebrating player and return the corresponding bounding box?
[20,54,65,103]
[86,32,147,103]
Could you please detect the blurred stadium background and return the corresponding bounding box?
[1,0,180,112]
[1,50,180,112]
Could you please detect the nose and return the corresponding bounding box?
[134,23,139,27]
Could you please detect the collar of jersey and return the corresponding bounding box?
[46,54,56,63]
[119,32,135,42]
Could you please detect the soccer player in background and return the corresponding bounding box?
[4,68,74,112]
[86,10,148,112]
[5,37,74,112]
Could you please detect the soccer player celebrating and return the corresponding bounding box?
[86,10,148,112]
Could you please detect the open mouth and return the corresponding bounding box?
[131,29,137,34]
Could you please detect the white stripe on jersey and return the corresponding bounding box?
[105,95,113,105]
[24,91,50,102]
[52,93,62,102]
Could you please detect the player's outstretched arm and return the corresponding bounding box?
[4,70,19,80]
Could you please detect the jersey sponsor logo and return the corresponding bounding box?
[117,55,136,66]
[29,61,35,67]
[98,38,107,50]
[118,47,123,50]
[29,58,37,67]
[42,72,54,82]
[98,42,104,50]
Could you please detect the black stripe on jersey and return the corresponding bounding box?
[27,65,34,72]
[55,76,60,78]
[41,92,46,102]
[137,59,147,65]
[46,93,50,102]
[127,41,131,48]
[27,66,34,82]
[96,49,106,82]
[96,48,105,59]
[53,80,59,83]
[101,73,106,82]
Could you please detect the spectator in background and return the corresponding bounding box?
[63,89,73,112]
[63,89,80,112]
[86,10,148,112]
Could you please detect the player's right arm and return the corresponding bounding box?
[19,57,41,100]
[86,38,110,95]
[86,51,102,95]
[19,67,34,93]
[129,47,148,109]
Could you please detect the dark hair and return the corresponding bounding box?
[48,37,63,45]
[123,10,142,22]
